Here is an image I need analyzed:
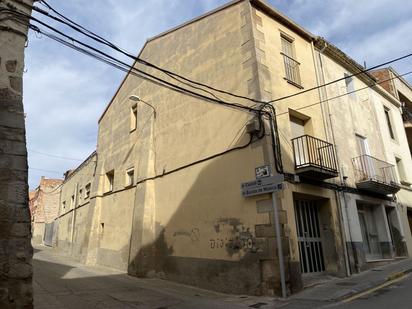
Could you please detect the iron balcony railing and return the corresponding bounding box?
[352,155,398,185]
[282,53,302,87]
[291,135,338,173]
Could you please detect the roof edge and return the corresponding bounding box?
[250,0,315,41]
[315,38,401,107]
[63,151,97,184]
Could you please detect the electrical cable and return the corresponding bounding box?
[29,167,64,174]
[268,53,412,103]
[32,1,412,106]
[275,70,412,117]
[28,148,84,161]
[34,0,267,104]
[1,7,259,114]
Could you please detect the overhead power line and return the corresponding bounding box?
[28,148,84,161]
[33,0,412,105]
[275,69,412,117]
[34,0,266,105]
[29,167,63,174]
[1,6,260,115]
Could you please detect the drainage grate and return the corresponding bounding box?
[249,303,267,308]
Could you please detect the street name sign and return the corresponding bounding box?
[241,175,284,197]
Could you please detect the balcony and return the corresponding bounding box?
[352,155,400,195]
[292,135,339,180]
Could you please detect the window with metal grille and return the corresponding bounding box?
[281,35,301,87]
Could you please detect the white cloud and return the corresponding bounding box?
[24,0,412,189]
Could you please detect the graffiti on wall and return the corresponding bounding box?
[172,228,200,242]
[171,218,262,256]
[212,218,259,256]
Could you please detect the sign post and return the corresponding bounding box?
[241,172,287,298]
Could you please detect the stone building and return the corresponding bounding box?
[54,0,412,296]
[0,0,35,307]
[29,177,63,246]
[371,67,412,250]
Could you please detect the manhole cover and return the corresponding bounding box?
[336,282,357,286]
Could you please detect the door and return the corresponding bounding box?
[290,116,308,167]
[43,222,54,247]
[356,135,375,179]
[295,199,325,273]
[358,206,382,260]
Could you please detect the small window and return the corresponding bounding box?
[395,157,408,184]
[344,73,356,100]
[79,189,83,201]
[70,195,75,209]
[130,104,137,132]
[384,107,395,139]
[281,34,301,87]
[105,170,114,192]
[126,168,134,187]
[85,183,91,199]
[62,201,66,210]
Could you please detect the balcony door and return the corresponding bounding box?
[291,116,307,166]
[356,135,375,179]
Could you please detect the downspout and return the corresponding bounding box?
[311,40,353,276]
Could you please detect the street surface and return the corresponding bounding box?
[33,246,411,308]
[33,246,276,308]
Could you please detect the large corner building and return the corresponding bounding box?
[52,0,412,296]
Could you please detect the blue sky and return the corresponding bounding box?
[24,0,412,189]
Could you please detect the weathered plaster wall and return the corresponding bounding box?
[0,0,34,307]
[96,0,285,294]
[315,50,412,266]
[56,153,99,265]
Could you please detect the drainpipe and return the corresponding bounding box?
[311,41,355,276]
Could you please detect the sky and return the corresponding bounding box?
[24,0,412,189]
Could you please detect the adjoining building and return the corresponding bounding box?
[54,0,412,296]
[29,177,63,246]
[370,67,412,256]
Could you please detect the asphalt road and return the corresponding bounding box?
[33,246,411,309]
[32,246,278,309]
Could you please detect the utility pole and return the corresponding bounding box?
[0,0,34,307]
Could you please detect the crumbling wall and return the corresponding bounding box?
[0,0,34,307]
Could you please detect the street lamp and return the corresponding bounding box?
[129,95,156,118]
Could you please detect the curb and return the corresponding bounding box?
[337,268,412,302]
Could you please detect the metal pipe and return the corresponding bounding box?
[312,43,354,276]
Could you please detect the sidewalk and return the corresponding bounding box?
[33,245,412,308]
[291,258,412,302]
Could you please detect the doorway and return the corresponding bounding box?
[357,205,383,260]
[294,199,325,273]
